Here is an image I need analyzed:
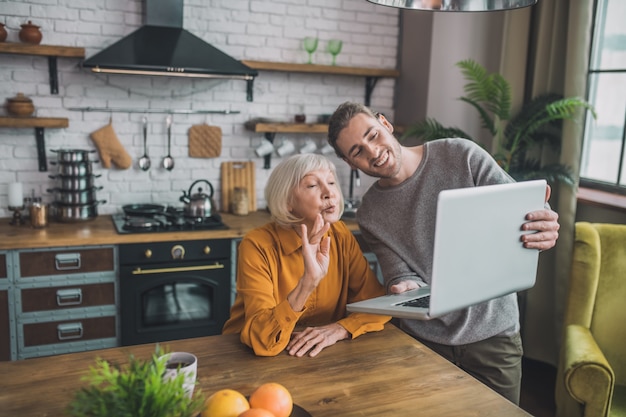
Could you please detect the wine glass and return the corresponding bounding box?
[303,37,318,64]
[327,39,343,66]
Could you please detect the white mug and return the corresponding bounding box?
[319,143,335,155]
[299,139,317,154]
[160,352,198,398]
[276,139,295,157]
[255,139,274,157]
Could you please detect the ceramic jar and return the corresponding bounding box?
[19,21,42,45]
[0,23,7,43]
[6,93,35,117]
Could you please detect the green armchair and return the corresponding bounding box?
[555,222,626,417]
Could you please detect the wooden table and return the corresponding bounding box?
[0,324,530,416]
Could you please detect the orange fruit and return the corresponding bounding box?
[238,409,276,417]
[201,388,250,417]
[248,382,293,417]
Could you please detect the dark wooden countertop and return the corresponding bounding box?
[0,211,360,250]
[0,324,530,417]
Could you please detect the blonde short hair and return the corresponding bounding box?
[265,154,345,227]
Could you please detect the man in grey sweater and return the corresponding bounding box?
[327,102,560,405]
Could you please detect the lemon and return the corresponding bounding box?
[201,389,250,417]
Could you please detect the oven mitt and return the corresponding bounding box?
[89,122,132,169]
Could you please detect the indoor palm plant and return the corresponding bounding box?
[401,59,596,186]
[67,347,205,417]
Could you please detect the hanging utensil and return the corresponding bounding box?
[138,116,151,171]
[162,114,174,171]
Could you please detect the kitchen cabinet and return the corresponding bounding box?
[12,245,118,359]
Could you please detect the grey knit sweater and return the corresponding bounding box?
[357,138,520,345]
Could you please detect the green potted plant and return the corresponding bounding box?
[401,59,596,186]
[67,347,205,417]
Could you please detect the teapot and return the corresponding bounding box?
[179,179,216,220]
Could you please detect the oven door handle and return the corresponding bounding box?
[131,263,225,275]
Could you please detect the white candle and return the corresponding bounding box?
[8,182,23,207]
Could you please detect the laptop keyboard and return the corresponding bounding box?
[399,295,430,308]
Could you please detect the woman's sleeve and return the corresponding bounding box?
[236,236,303,356]
[336,226,391,338]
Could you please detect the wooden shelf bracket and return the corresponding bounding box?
[47,56,59,94]
[365,77,379,107]
[35,127,47,172]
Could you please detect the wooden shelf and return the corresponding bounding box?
[0,42,85,58]
[242,60,399,106]
[0,116,69,129]
[247,122,328,134]
[0,116,69,172]
[242,60,399,78]
[0,43,85,94]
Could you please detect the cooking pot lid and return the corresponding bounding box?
[122,204,166,216]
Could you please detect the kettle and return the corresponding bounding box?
[179,179,216,220]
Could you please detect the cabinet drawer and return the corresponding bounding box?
[0,253,6,279]
[22,316,116,347]
[19,247,114,278]
[20,283,115,313]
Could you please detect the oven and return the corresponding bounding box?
[119,239,231,346]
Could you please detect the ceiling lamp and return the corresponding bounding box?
[366,0,538,12]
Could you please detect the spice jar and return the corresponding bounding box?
[19,21,42,45]
[231,187,249,216]
[30,201,48,228]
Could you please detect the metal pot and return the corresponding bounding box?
[53,200,106,223]
[47,186,103,205]
[50,149,96,163]
[48,174,101,190]
[50,160,95,176]
[179,179,216,220]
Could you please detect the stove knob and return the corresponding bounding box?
[171,244,185,260]
[203,246,211,255]
[145,249,152,259]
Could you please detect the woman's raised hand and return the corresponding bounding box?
[300,214,331,286]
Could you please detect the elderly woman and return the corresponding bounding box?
[222,154,390,357]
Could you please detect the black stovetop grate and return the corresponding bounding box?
[111,207,228,234]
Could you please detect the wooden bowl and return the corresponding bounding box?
[6,93,35,117]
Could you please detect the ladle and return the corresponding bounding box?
[138,116,151,171]
[162,114,174,171]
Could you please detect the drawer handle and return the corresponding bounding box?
[56,288,83,306]
[55,253,81,270]
[57,322,83,340]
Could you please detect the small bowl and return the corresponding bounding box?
[6,93,35,117]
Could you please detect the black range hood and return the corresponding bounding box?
[82,0,257,100]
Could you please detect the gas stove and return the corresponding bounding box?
[111,206,228,234]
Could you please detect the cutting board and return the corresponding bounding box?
[221,161,256,213]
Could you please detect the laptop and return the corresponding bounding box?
[346,179,546,320]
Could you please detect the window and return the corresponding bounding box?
[579,0,626,193]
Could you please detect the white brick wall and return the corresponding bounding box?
[0,0,398,217]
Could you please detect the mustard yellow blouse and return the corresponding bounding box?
[222,220,390,356]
